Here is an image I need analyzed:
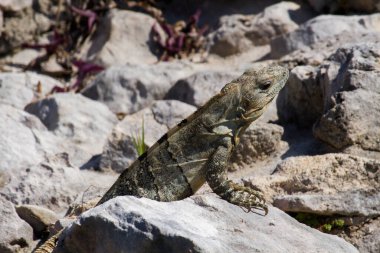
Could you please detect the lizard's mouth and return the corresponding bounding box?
[242,106,265,121]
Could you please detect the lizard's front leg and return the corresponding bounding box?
[206,138,268,214]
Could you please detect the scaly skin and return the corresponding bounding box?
[34,65,289,253]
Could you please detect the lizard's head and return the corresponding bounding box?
[235,65,289,120]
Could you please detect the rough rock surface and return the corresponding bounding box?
[279,32,380,69]
[79,9,161,66]
[54,195,358,253]
[0,6,50,55]
[340,217,380,253]
[100,100,196,172]
[0,72,62,109]
[231,122,286,169]
[255,154,380,216]
[0,196,34,253]
[0,153,116,213]
[165,70,240,107]
[0,105,57,171]
[15,204,59,236]
[82,62,194,114]
[209,2,303,57]
[271,14,380,58]
[314,43,380,158]
[25,93,118,166]
[277,65,323,127]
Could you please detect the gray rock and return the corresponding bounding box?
[209,2,303,57]
[0,196,34,253]
[280,32,380,69]
[342,216,380,253]
[25,93,118,166]
[277,65,323,127]
[100,100,196,172]
[313,43,380,158]
[0,72,62,109]
[82,62,194,114]
[314,90,380,154]
[271,14,380,58]
[307,0,380,13]
[0,6,50,55]
[79,9,161,66]
[15,204,59,236]
[0,153,116,213]
[0,104,58,171]
[255,154,380,216]
[0,0,32,11]
[165,70,240,107]
[54,195,358,253]
[231,123,287,169]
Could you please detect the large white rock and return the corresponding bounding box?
[208,2,308,57]
[165,70,240,107]
[0,196,34,253]
[271,14,380,58]
[78,9,160,66]
[254,154,380,217]
[54,195,358,253]
[0,153,116,213]
[0,104,57,171]
[82,62,194,114]
[25,93,118,166]
[0,72,62,109]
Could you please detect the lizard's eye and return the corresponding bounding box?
[260,80,272,90]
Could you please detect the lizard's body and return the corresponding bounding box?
[35,65,289,253]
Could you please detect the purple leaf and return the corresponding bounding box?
[70,5,97,30]
[50,86,67,93]
[72,60,104,74]
[22,31,65,54]
[188,9,201,26]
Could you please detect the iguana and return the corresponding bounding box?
[34,65,289,253]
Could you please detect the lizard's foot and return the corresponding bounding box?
[223,183,268,215]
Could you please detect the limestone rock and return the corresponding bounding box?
[0,0,32,11]
[54,195,358,253]
[100,100,196,172]
[0,72,62,109]
[271,14,380,58]
[165,70,240,107]
[0,196,34,253]
[15,204,59,236]
[25,93,118,166]
[0,104,57,171]
[82,62,194,114]
[79,9,161,66]
[209,2,304,57]
[231,123,287,168]
[0,153,116,213]
[0,6,50,55]
[277,65,323,127]
[313,43,380,158]
[341,216,380,253]
[255,154,380,216]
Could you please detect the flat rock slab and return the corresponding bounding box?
[55,195,358,253]
[25,93,118,166]
[0,196,34,253]
[255,153,380,216]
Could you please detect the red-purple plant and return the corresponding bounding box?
[152,9,208,61]
[70,5,98,31]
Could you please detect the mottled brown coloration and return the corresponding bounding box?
[34,65,289,253]
[98,65,289,209]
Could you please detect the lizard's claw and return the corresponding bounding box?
[227,183,268,215]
